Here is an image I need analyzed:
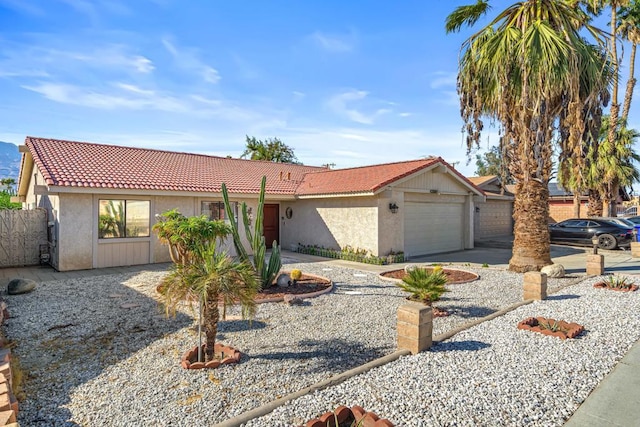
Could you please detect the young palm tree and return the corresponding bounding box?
[446,0,610,272]
[161,243,260,362]
[396,268,448,305]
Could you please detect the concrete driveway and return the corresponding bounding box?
[413,244,640,275]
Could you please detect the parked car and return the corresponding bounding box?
[591,217,637,228]
[549,218,633,250]
[624,216,640,225]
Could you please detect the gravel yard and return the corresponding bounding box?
[3,259,634,426]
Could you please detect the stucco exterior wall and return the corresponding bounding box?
[280,197,379,254]
[58,193,93,271]
[377,190,404,256]
[474,199,514,240]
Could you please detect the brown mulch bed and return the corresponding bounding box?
[381,268,478,284]
[255,274,332,300]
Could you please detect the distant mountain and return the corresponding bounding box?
[0,141,21,181]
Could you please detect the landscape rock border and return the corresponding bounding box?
[517,317,584,340]
[593,281,639,292]
[255,273,333,303]
[180,343,241,369]
[305,405,394,427]
[378,267,479,285]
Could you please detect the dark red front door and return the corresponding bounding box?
[263,204,280,248]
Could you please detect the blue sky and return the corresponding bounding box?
[0,0,637,177]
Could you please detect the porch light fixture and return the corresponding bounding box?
[389,202,399,214]
[591,234,599,254]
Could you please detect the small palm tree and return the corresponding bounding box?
[161,243,260,363]
[396,268,448,305]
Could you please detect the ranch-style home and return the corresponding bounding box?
[14,137,485,271]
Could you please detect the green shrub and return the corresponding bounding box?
[395,268,448,304]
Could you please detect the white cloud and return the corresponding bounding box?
[275,126,475,175]
[0,44,154,79]
[399,112,412,117]
[22,82,187,112]
[113,82,155,96]
[310,31,355,53]
[430,72,457,89]
[326,90,392,125]
[162,37,221,84]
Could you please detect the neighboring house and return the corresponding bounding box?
[14,137,484,271]
[547,183,589,223]
[467,175,514,241]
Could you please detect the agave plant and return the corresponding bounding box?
[396,268,448,305]
[604,275,635,289]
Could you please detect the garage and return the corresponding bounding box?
[404,201,464,256]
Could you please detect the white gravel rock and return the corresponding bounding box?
[3,261,623,427]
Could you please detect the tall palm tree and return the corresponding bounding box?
[446,0,610,272]
[594,116,640,213]
[618,0,639,122]
[583,0,639,215]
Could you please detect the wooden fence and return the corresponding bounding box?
[0,209,47,268]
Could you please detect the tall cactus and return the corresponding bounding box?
[222,176,281,288]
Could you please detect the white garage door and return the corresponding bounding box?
[404,202,464,257]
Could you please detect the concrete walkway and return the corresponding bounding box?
[1,247,640,426]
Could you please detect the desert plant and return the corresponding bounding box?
[538,319,566,333]
[604,275,635,289]
[222,176,281,289]
[290,269,302,282]
[153,209,231,266]
[395,268,448,305]
[160,242,259,362]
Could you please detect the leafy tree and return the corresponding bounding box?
[241,136,300,164]
[0,178,16,195]
[0,191,21,210]
[446,0,610,272]
[474,146,513,184]
[153,209,231,265]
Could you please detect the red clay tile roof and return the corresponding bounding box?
[25,137,325,194]
[296,158,442,196]
[24,137,483,197]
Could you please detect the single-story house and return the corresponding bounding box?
[14,137,485,271]
[467,175,514,241]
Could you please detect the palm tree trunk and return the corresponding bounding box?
[203,296,220,362]
[587,189,603,217]
[621,42,637,123]
[573,193,581,218]
[509,179,552,272]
